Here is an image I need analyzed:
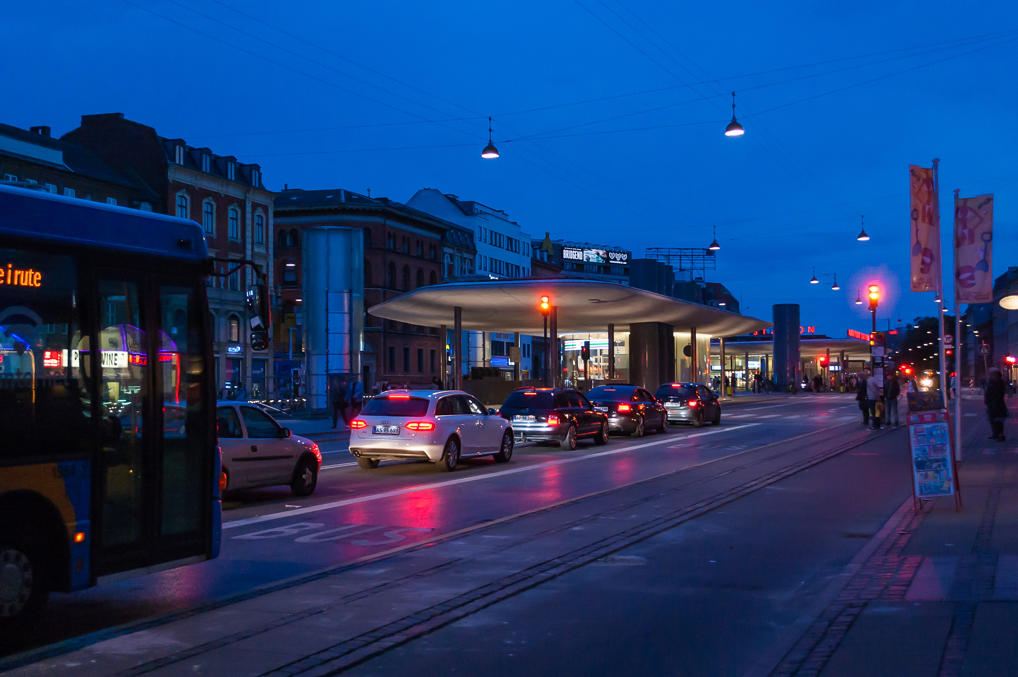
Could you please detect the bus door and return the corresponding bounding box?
[95,276,208,573]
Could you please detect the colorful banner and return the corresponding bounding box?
[954,194,994,303]
[909,165,939,292]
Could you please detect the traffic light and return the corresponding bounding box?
[1005,355,1017,365]
[867,284,880,310]
[946,348,953,356]
[246,284,271,351]
[581,340,590,362]
[818,354,828,366]
[538,295,551,315]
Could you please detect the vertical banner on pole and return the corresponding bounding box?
[954,194,994,303]
[909,165,940,292]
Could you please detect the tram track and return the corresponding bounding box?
[73,421,899,676]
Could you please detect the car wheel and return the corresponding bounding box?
[494,431,514,463]
[631,416,645,437]
[713,410,721,425]
[559,424,577,450]
[291,456,318,496]
[658,413,669,433]
[357,457,380,469]
[594,421,608,445]
[441,437,460,471]
[0,528,48,628]
[692,412,703,428]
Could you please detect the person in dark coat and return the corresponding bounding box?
[855,370,870,426]
[885,373,901,428]
[985,368,1008,441]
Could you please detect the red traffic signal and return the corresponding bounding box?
[538,295,551,315]
[817,355,828,366]
[1005,355,1017,365]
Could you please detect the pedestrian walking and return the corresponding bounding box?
[985,368,1008,441]
[331,377,349,429]
[885,372,901,427]
[866,372,882,430]
[856,371,870,426]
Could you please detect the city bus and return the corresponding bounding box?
[0,184,221,625]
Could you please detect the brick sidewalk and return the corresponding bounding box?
[770,400,1018,676]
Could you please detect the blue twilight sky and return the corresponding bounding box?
[5,1,1017,335]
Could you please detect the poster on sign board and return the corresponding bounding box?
[907,408,955,499]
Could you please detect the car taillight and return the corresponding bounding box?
[405,421,436,431]
[219,470,228,493]
[688,400,699,408]
[350,419,368,429]
[547,414,560,426]
[617,403,632,413]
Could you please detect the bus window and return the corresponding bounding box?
[0,249,90,459]
[98,279,147,549]
[159,286,205,538]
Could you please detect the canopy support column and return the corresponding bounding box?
[453,306,462,390]
[690,326,698,384]
[440,323,447,388]
[549,305,559,387]
[720,337,727,399]
[608,323,615,381]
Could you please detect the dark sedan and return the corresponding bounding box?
[654,383,721,427]
[586,384,667,437]
[499,387,608,450]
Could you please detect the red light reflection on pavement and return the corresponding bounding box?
[387,488,443,529]
[610,454,636,484]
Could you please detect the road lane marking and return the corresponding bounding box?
[224,424,761,530]
[322,461,358,470]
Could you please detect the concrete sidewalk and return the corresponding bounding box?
[772,398,1018,676]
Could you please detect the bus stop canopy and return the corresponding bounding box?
[368,278,770,337]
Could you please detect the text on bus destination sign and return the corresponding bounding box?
[1,263,43,288]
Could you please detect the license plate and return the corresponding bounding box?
[513,415,535,422]
[373,425,400,435]
[594,406,608,412]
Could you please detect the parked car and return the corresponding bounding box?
[216,401,322,495]
[499,387,608,449]
[349,390,514,471]
[654,383,722,427]
[586,384,668,436]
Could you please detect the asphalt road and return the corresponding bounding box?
[1,393,905,665]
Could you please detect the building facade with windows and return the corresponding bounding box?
[0,122,154,207]
[63,113,274,397]
[407,188,536,379]
[274,189,462,395]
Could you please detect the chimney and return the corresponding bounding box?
[29,126,51,137]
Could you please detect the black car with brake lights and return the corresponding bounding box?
[585,384,667,437]
[498,387,608,450]
[654,382,722,427]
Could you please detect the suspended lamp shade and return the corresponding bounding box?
[831,276,840,291]
[481,141,499,159]
[481,115,499,159]
[809,274,819,284]
[855,292,863,305]
[708,225,721,251]
[856,228,870,241]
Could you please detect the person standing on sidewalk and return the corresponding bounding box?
[866,371,882,430]
[985,367,1008,441]
[331,377,349,429]
[885,372,901,428]
[856,370,870,426]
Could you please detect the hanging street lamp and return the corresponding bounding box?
[481,116,499,159]
[708,225,721,251]
[856,215,870,242]
[724,91,744,137]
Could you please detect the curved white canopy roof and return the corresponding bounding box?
[368,279,770,337]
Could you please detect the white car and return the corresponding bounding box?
[216,401,322,495]
[349,390,514,471]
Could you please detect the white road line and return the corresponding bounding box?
[224,424,761,530]
[322,461,358,470]
[756,414,781,419]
